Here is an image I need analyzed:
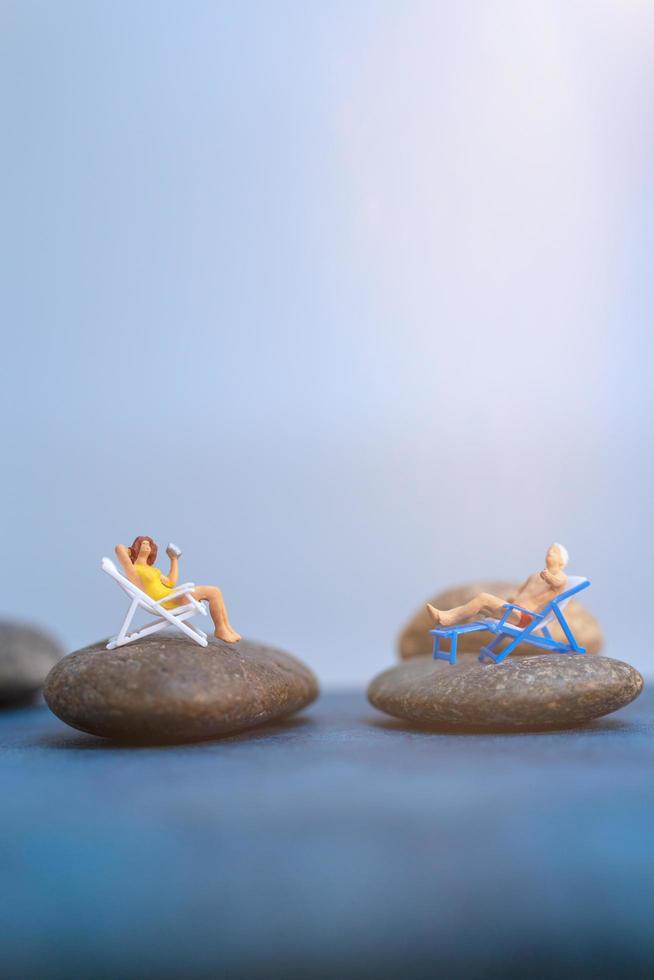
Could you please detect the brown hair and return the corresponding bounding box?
[129,535,158,565]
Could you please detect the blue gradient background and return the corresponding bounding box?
[2,1,652,685]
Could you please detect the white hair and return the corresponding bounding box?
[552,542,569,566]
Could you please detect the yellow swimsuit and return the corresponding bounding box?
[134,564,177,610]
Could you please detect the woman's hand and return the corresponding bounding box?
[165,543,180,587]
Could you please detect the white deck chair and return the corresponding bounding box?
[101,557,209,649]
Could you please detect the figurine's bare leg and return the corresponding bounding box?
[191,586,241,643]
[427,592,515,628]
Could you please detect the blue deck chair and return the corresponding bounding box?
[430,576,590,665]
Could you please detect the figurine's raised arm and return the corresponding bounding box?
[161,544,180,588]
[115,544,141,588]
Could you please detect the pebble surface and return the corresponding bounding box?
[368,654,643,730]
[44,635,319,742]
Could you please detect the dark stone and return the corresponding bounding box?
[398,580,604,660]
[368,654,643,731]
[0,620,63,704]
[44,636,319,742]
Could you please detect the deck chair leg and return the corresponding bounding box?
[433,633,453,663]
[449,633,458,665]
[173,617,208,646]
[494,616,546,663]
[155,606,209,647]
[120,599,139,640]
[552,606,585,653]
[479,632,503,663]
[108,598,140,649]
[492,636,523,664]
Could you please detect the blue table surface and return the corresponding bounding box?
[1,689,654,979]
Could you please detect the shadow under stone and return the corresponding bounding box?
[34,712,315,751]
[365,712,635,737]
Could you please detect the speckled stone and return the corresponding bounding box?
[44,636,319,742]
[368,654,643,731]
[398,580,604,660]
[0,620,63,704]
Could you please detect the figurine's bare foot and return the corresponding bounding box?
[426,603,442,626]
[214,627,241,644]
[427,604,458,627]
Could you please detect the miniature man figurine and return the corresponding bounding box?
[426,543,569,629]
[115,536,241,644]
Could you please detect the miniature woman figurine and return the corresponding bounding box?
[115,536,241,644]
[426,543,569,628]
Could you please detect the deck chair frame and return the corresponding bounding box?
[430,577,590,665]
[101,557,209,649]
